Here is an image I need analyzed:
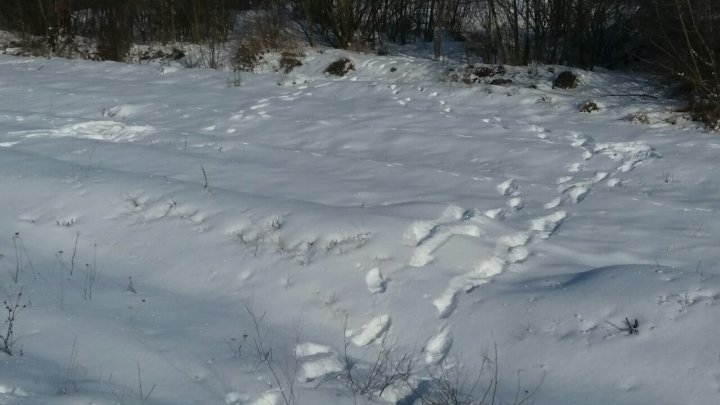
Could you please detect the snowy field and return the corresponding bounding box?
[0,49,719,405]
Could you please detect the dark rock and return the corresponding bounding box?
[490,78,512,86]
[553,71,579,89]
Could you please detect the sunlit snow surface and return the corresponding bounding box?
[1,50,719,404]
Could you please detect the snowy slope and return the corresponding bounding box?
[0,49,719,405]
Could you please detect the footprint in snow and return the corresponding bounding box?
[423,326,453,365]
[404,206,468,245]
[529,211,567,239]
[567,162,584,173]
[507,197,525,211]
[433,289,459,319]
[0,385,30,398]
[433,256,506,318]
[567,131,596,161]
[483,208,505,220]
[351,314,391,346]
[405,206,480,267]
[365,267,386,294]
[498,232,532,250]
[250,102,270,110]
[497,179,519,196]
[295,342,344,382]
[245,391,280,405]
[567,131,660,173]
[547,172,608,208]
[507,246,531,263]
[408,223,482,267]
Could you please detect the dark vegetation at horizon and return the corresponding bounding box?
[0,0,717,127]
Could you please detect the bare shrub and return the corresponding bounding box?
[444,64,506,85]
[11,232,35,284]
[421,358,497,405]
[13,36,50,58]
[536,95,553,104]
[689,99,720,130]
[318,317,413,402]
[232,3,299,73]
[325,58,355,76]
[2,291,25,356]
[279,51,303,74]
[579,100,599,113]
[418,347,541,405]
[641,1,719,94]
[231,38,264,72]
[639,0,719,129]
[628,110,652,124]
[244,301,298,405]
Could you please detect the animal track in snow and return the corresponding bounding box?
[121,194,208,231]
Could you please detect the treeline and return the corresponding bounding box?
[0,1,718,105]
[293,0,639,69]
[0,0,254,60]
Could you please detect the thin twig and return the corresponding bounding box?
[200,165,208,189]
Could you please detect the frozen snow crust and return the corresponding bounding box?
[1,50,720,404]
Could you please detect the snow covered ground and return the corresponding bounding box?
[0,48,719,405]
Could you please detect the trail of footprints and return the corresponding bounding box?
[405,129,660,324]
[383,79,452,115]
[214,78,659,395]
[103,123,660,378]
